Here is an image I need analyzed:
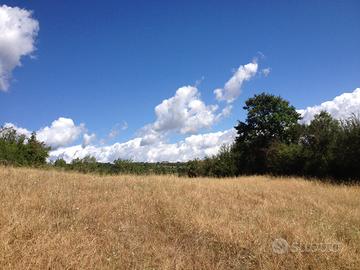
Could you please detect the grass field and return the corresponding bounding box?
[0,167,359,269]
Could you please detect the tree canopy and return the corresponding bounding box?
[234,93,301,173]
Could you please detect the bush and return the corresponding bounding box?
[331,116,360,180]
[0,127,49,166]
[267,142,305,175]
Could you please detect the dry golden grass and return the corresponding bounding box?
[0,166,359,269]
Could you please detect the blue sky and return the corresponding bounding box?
[1,0,360,162]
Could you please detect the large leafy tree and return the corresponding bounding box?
[234,92,301,173]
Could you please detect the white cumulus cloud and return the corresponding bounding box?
[214,61,258,103]
[3,117,85,148]
[48,128,237,163]
[2,60,266,162]
[0,5,39,91]
[3,122,32,137]
[36,117,85,149]
[153,86,220,134]
[138,125,164,146]
[298,88,360,124]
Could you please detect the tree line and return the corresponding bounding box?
[187,93,360,182]
[53,156,189,175]
[1,92,359,182]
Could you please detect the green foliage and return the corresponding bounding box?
[238,93,301,143]
[185,159,204,177]
[210,145,238,177]
[331,115,360,179]
[301,112,340,177]
[54,158,67,167]
[267,142,305,175]
[0,127,49,166]
[70,156,98,173]
[186,94,360,182]
[234,92,301,173]
[181,145,237,178]
[2,94,360,182]
[51,156,188,176]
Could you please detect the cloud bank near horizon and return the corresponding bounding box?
[2,59,259,162]
[298,88,360,124]
[4,87,360,163]
[49,129,237,163]
[0,5,39,91]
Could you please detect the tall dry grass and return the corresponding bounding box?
[0,166,359,269]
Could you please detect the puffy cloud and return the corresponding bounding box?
[298,88,360,124]
[0,5,39,91]
[37,117,85,148]
[136,60,259,145]
[82,133,96,148]
[138,125,164,146]
[137,85,226,146]
[3,117,85,148]
[49,128,237,163]
[2,59,264,162]
[3,122,32,137]
[214,61,258,103]
[153,86,219,134]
